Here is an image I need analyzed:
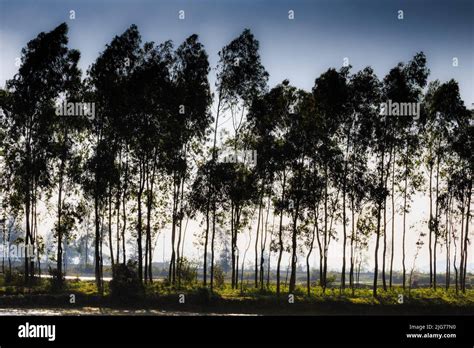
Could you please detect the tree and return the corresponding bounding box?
[311,68,348,292]
[209,28,268,289]
[246,80,296,294]
[86,24,143,289]
[167,34,212,285]
[423,79,471,291]
[4,23,79,283]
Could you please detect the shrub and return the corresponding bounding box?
[326,274,337,288]
[195,286,216,304]
[177,257,198,286]
[48,267,65,292]
[4,270,23,285]
[213,265,225,289]
[109,260,144,301]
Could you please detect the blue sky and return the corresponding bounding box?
[1,0,473,106]
[0,0,472,269]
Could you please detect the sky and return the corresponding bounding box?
[0,0,473,272]
[1,0,473,104]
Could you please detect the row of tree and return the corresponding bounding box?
[0,23,471,296]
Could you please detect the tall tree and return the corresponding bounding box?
[4,23,78,283]
[210,28,268,289]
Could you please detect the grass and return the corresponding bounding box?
[0,275,472,314]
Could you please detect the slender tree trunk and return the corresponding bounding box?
[382,147,392,291]
[148,155,157,283]
[459,193,465,292]
[260,196,270,290]
[254,191,263,288]
[121,150,129,264]
[24,134,31,284]
[210,201,216,292]
[453,207,459,294]
[445,194,451,290]
[429,163,433,288]
[168,176,180,284]
[462,179,471,293]
[99,215,103,291]
[25,191,30,283]
[402,152,408,290]
[341,171,347,291]
[289,199,299,293]
[230,202,235,288]
[349,198,355,294]
[323,164,328,292]
[341,136,350,291]
[276,171,286,296]
[137,161,144,283]
[108,186,114,269]
[116,149,121,265]
[203,202,209,285]
[57,156,64,279]
[433,153,441,290]
[208,93,222,290]
[144,170,149,283]
[176,175,185,286]
[389,149,396,288]
[94,190,101,292]
[235,207,241,288]
[306,223,316,296]
[373,147,385,297]
[316,220,323,289]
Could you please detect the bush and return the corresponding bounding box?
[213,265,225,289]
[109,260,144,301]
[48,267,65,292]
[177,257,198,286]
[195,286,215,304]
[325,274,337,288]
[4,270,23,285]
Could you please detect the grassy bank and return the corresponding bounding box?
[0,275,473,315]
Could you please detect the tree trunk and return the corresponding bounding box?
[94,191,102,293]
[402,153,408,290]
[433,153,440,290]
[254,191,263,288]
[459,192,465,293]
[260,197,270,290]
[57,155,64,279]
[323,164,328,292]
[341,170,347,291]
[382,147,392,291]
[445,194,451,290]
[108,186,114,270]
[349,198,356,294]
[116,149,122,265]
[428,163,433,288]
[389,149,396,288]
[137,161,144,283]
[373,147,385,297]
[203,202,209,285]
[210,201,216,292]
[462,179,471,293]
[306,223,316,296]
[121,150,129,264]
[276,171,286,296]
[289,199,299,293]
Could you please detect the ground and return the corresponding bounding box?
[0,275,472,315]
